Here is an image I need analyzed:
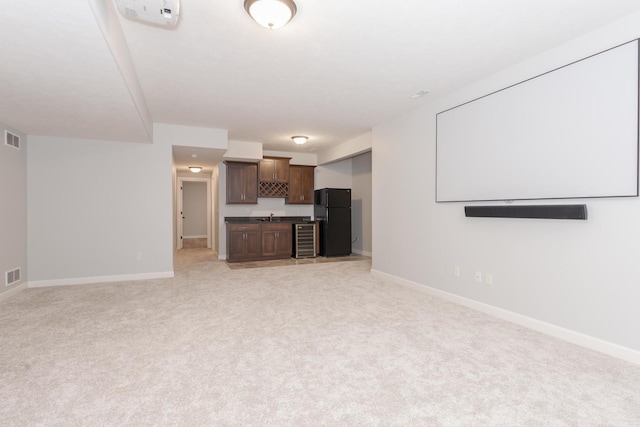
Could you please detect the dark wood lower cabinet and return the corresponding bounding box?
[261,223,292,258]
[227,224,261,262]
[227,222,292,262]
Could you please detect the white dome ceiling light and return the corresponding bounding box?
[291,136,308,145]
[244,0,297,30]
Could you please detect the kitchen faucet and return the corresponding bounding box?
[270,213,274,221]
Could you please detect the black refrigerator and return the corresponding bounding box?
[314,188,351,257]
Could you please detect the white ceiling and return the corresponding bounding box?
[2,1,640,153]
[173,145,226,174]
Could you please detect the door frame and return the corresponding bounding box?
[177,176,212,249]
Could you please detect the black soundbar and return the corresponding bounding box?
[464,204,587,220]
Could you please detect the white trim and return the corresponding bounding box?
[177,176,184,250]
[370,269,640,365]
[0,282,28,302]
[352,249,372,257]
[28,271,174,288]
[178,177,212,249]
[183,235,208,239]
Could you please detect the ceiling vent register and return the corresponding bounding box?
[4,131,20,149]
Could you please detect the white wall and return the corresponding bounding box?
[317,132,371,165]
[263,150,317,166]
[27,136,174,283]
[225,140,263,162]
[352,152,372,256]
[182,181,208,237]
[154,123,228,149]
[212,165,220,254]
[172,163,178,252]
[0,122,27,295]
[315,158,353,189]
[372,12,640,354]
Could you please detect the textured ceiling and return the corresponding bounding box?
[2,1,640,152]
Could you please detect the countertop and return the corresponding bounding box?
[225,216,313,223]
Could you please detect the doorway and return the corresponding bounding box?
[177,177,212,250]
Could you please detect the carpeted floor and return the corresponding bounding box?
[1,248,639,426]
[227,254,370,269]
[181,238,208,249]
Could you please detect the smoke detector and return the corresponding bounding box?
[115,0,180,27]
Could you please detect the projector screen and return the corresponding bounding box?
[436,40,639,202]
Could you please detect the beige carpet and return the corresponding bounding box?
[182,238,208,249]
[227,254,370,269]
[1,249,639,426]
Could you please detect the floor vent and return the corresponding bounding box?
[6,268,21,286]
[5,131,20,149]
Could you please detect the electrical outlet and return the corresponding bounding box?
[453,266,460,277]
[485,273,493,285]
[136,252,143,261]
[475,271,482,282]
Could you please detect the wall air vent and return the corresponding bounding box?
[5,268,21,286]
[4,131,20,149]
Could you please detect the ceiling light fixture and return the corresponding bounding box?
[244,0,297,30]
[292,136,308,145]
[189,166,203,173]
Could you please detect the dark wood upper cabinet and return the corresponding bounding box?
[287,165,315,204]
[227,159,315,203]
[259,157,290,198]
[259,157,290,183]
[226,161,258,204]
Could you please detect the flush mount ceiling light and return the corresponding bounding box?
[244,0,297,30]
[292,136,308,145]
[189,166,202,173]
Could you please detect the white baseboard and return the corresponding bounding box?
[370,269,640,365]
[352,249,372,257]
[0,281,28,302]
[28,271,174,288]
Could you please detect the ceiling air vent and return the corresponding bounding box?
[5,268,21,286]
[4,130,20,149]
